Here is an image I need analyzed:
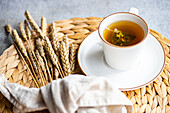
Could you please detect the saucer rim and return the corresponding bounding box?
[77,30,165,91]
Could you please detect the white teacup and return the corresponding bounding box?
[98,8,149,70]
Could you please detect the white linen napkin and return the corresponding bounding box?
[0,74,133,113]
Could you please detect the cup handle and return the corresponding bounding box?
[129,7,139,15]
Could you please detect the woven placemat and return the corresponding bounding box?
[0,17,170,113]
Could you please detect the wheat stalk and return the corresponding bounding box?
[40,16,57,81]
[11,29,40,87]
[40,16,54,80]
[6,25,40,88]
[22,20,47,86]
[24,20,40,67]
[70,43,76,73]
[47,55,54,79]
[18,21,45,86]
[28,48,47,86]
[25,10,49,85]
[24,10,44,38]
[41,16,47,36]
[16,44,40,87]
[27,48,40,81]
[44,36,65,78]
[31,49,47,86]
[27,49,44,86]
[35,50,52,82]
[60,41,71,76]
[35,38,52,80]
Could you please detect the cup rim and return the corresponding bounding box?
[98,12,149,48]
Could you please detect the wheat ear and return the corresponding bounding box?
[50,22,60,56]
[12,29,28,57]
[63,35,69,50]
[19,22,27,41]
[6,24,12,34]
[24,20,31,40]
[44,36,65,78]
[41,16,47,36]
[50,22,57,38]
[60,41,71,76]
[70,43,76,73]
[24,10,44,38]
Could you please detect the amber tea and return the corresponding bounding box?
[103,21,144,46]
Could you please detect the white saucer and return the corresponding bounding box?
[78,31,165,91]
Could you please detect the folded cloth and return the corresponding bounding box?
[0,74,133,113]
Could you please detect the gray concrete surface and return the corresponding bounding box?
[0,0,170,54]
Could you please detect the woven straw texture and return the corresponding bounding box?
[0,17,170,113]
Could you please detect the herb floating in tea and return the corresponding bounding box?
[103,21,144,47]
[111,29,136,46]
